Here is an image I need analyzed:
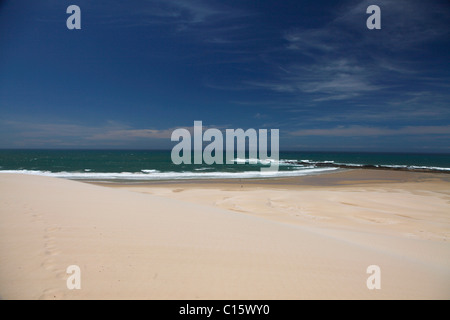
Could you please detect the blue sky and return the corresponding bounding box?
[0,0,449,152]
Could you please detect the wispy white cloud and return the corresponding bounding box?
[97,0,248,33]
[87,128,174,141]
[163,0,225,24]
[247,0,450,103]
[327,0,448,51]
[246,58,384,100]
[0,120,178,147]
[291,125,450,137]
[96,0,221,25]
[0,119,234,147]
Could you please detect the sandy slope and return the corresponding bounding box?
[0,172,449,299]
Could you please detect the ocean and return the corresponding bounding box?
[0,150,448,182]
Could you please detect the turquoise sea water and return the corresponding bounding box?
[0,150,448,181]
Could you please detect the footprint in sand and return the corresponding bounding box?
[44,248,62,256]
[31,213,44,223]
[43,225,61,255]
[45,226,60,233]
[41,258,57,271]
[41,224,63,276]
[55,270,69,280]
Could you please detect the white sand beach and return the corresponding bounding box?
[0,170,449,299]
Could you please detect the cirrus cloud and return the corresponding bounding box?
[291,125,450,137]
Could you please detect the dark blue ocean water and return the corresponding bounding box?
[0,150,448,181]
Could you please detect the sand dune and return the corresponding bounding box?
[0,172,449,299]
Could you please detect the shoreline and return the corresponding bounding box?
[290,160,450,174]
[87,168,450,187]
[1,156,449,184]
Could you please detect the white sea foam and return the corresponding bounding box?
[141,169,160,173]
[300,161,450,171]
[233,158,302,166]
[382,165,450,171]
[335,163,364,167]
[0,167,338,181]
[300,159,335,164]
